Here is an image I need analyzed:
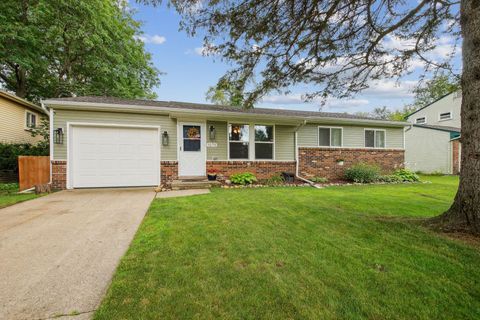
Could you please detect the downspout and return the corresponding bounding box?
[294,121,318,188]
[44,102,54,184]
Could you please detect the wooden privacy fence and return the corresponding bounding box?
[18,156,50,191]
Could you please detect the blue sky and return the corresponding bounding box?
[132,2,461,114]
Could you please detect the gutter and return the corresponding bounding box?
[43,100,409,128]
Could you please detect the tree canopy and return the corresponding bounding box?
[358,73,460,120]
[143,0,461,108]
[0,0,160,102]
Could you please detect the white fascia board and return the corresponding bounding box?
[43,100,409,128]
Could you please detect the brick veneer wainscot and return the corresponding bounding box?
[161,161,178,184]
[51,160,179,189]
[452,140,461,175]
[298,147,405,180]
[51,160,67,190]
[206,161,296,180]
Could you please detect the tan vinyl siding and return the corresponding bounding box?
[206,122,295,161]
[207,120,228,160]
[297,124,404,149]
[52,109,177,160]
[275,125,295,160]
[0,96,44,144]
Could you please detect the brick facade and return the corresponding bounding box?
[298,147,405,180]
[161,161,178,184]
[206,161,296,180]
[51,148,405,189]
[51,160,67,190]
[451,140,461,175]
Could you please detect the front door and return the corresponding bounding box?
[177,122,206,177]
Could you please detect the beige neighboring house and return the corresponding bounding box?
[0,90,48,144]
[405,91,461,174]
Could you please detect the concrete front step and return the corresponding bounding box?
[171,179,220,190]
[177,176,207,181]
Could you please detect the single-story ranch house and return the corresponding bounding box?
[43,97,408,189]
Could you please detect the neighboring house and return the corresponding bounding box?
[405,91,462,174]
[0,90,48,144]
[44,96,408,189]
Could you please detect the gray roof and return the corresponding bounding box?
[48,96,388,122]
[413,124,461,133]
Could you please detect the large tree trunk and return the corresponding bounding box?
[14,64,28,99]
[430,0,480,234]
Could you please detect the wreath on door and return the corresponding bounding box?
[187,127,200,138]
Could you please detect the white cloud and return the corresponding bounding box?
[186,43,218,56]
[363,80,417,98]
[136,34,166,45]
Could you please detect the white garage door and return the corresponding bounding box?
[71,126,160,188]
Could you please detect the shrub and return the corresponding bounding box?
[344,163,380,183]
[263,174,285,186]
[393,169,420,182]
[0,183,19,195]
[0,143,49,172]
[230,172,257,185]
[310,177,328,183]
[377,175,403,183]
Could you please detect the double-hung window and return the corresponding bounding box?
[26,111,37,128]
[365,129,386,148]
[254,125,274,159]
[318,127,342,147]
[229,124,249,159]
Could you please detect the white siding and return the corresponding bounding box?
[407,92,461,128]
[405,126,451,173]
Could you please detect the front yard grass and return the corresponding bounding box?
[0,183,40,209]
[95,175,480,320]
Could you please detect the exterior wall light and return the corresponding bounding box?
[209,125,216,140]
[162,131,169,146]
[54,128,64,144]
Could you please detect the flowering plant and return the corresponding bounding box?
[207,169,219,175]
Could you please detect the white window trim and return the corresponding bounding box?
[227,123,250,160]
[438,111,453,122]
[254,124,275,160]
[25,110,38,130]
[364,128,387,149]
[318,126,344,147]
[227,123,276,161]
[415,116,427,124]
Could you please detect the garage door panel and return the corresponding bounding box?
[71,126,159,188]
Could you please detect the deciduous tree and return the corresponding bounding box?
[0,0,160,101]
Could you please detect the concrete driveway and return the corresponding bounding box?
[0,188,154,320]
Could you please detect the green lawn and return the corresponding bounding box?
[0,183,40,208]
[95,175,480,320]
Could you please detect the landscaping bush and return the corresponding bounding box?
[377,175,403,183]
[230,172,257,185]
[0,183,19,195]
[263,174,285,186]
[344,163,380,183]
[310,177,328,183]
[392,169,420,182]
[0,143,49,172]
